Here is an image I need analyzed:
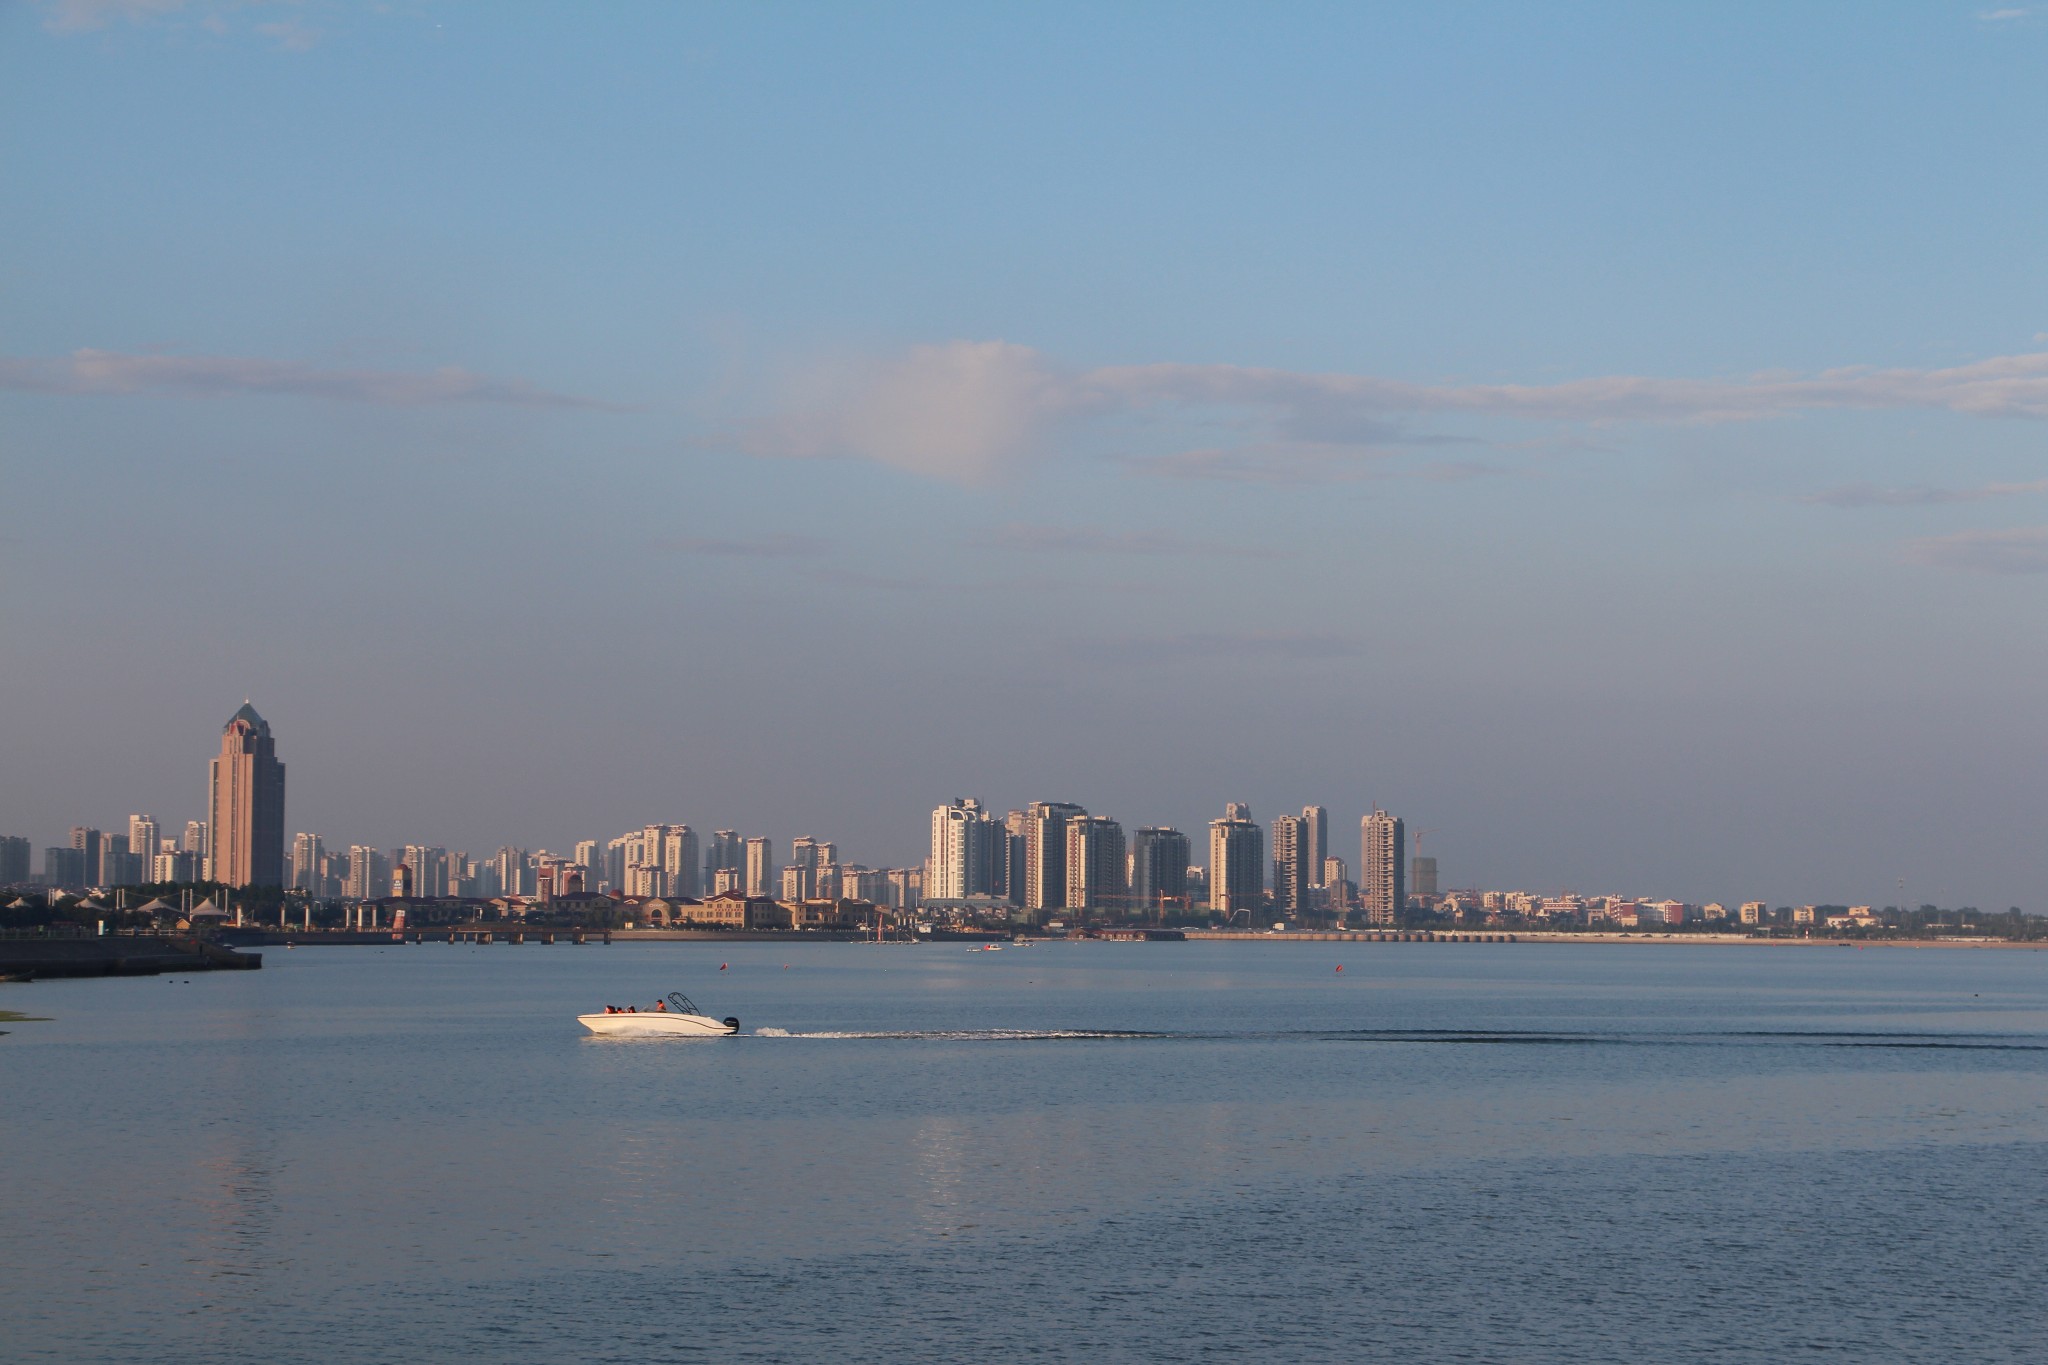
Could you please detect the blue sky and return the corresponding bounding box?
[4,0,2046,908]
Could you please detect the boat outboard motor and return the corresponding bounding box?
[722,1016,741,1033]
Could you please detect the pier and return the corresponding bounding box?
[1183,930,1519,943]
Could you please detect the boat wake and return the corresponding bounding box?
[742,1026,2048,1050]
[750,1027,1169,1041]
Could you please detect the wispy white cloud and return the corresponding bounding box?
[741,341,1076,484]
[1091,350,2048,424]
[42,0,326,47]
[991,523,1288,558]
[742,340,2048,484]
[1902,526,2048,574]
[0,349,617,409]
[1802,478,2048,508]
[255,18,320,51]
[1979,7,2030,23]
[40,0,188,31]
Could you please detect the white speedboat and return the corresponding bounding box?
[578,992,739,1037]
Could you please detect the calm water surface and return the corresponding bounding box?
[5,940,2046,1362]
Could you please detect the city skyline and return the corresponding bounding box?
[1,693,2025,915]
[5,6,2046,911]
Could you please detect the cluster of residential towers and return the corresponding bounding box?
[5,704,1415,927]
[926,798,1409,924]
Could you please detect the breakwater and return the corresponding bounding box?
[0,934,261,979]
[231,927,879,946]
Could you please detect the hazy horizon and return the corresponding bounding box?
[5,2,2046,909]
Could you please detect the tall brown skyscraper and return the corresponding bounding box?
[207,701,286,887]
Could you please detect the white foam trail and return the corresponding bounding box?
[748,1028,1162,1041]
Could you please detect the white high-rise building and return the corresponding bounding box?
[1063,816,1126,913]
[492,846,532,897]
[790,837,821,900]
[1025,802,1087,911]
[290,832,324,892]
[1361,810,1405,925]
[1320,856,1352,914]
[346,845,383,900]
[1270,814,1308,915]
[841,866,889,902]
[745,837,774,897]
[704,830,744,891]
[128,815,160,879]
[675,826,708,900]
[605,834,633,892]
[885,866,921,911]
[652,825,700,898]
[635,825,671,896]
[930,798,1004,900]
[402,845,448,898]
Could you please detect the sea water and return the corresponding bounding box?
[4,940,2045,1362]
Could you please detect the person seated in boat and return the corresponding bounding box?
[654,999,667,1011]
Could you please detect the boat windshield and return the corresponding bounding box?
[666,991,701,1015]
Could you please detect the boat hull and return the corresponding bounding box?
[577,1012,737,1036]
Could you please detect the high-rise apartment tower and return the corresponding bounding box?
[1271,814,1308,915]
[1063,816,1127,914]
[128,816,160,879]
[1025,802,1087,911]
[1208,804,1265,919]
[1301,806,1329,887]
[1360,809,1405,925]
[930,799,1004,900]
[291,832,324,892]
[1129,827,1190,913]
[744,837,774,897]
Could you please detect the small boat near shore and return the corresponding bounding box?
[578,991,739,1036]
